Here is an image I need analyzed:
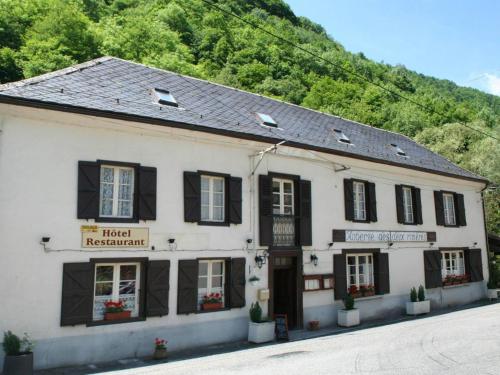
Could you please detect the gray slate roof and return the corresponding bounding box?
[0,56,485,182]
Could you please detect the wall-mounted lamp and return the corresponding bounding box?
[246,238,253,244]
[41,237,51,244]
[327,242,334,249]
[473,242,478,247]
[310,254,318,266]
[255,255,266,269]
[168,238,176,251]
[388,242,394,247]
[429,242,434,247]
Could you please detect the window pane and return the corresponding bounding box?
[119,169,133,185]
[213,178,224,192]
[101,167,114,183]
[201,205,209,221]
[284,194,292,206]
[119,281,136,295]
[120,265,136,281]
[100,199,113,216]
[95,282,113,296]
[284,206,293,215]
[201,176,209,191]
[198,276,207,288]
[283,182,292,194]
[199,262,208,276]
[102,183,114,199]
[96,266,113,282]
[213,206,224,221]
[272,181,280,192]
[212,262,223,275]
[214,192,224,206]
[347,256,355,265]
[201,191,209,205]
[273,194,280,205]
[212,276,223,288]
[117,200,131,217]
[118,184,132,200]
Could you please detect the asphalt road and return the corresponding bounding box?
[105,303,500,375]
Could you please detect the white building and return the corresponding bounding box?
[0,57,489,370]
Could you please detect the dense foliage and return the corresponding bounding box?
[0,0,498,233]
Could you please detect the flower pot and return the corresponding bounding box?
[308,320,320,331]
[248,321,275,343]
[406,300,430,315]
[202,302,223,311]
[3,352,33,375]
[153,348,168,360]
[362,290,375,297]
[487,289,498,299]
[337,309,360,327]
[104,310,131,320]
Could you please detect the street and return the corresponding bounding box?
[103,303,500,375]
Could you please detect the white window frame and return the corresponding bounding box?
[272,178,294,216]
[403,186,414,224]
[99,165,135,218]
[197,260,225,309]
[353,181,366,221]
[346,253,374,289]
[93,262,141,321]
[441,250,465,278]
[443,193,456,226]
[201,175,225,222]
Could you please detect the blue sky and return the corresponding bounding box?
[286,0,500,96]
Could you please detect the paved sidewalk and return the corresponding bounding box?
[35,299,498,375]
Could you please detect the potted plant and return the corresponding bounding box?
[104,300,131,320]
[153,338,168,360]
[2,331,34,375]
[406,285,430,315]
[487,278,498,300]
[249,275,260,287]
[337,294,360,327]
[348,285,361,299]
[308,320,320,331]
[201,293,223,310]
[247,302,275,343]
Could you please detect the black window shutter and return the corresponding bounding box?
[423,250,442,288]
[259,175,273,246]
[465,249,483,282]
[61,263,92,326]
[367,182,377,222]
[228,177,242,224]
[299,180,312,246]
[177,260,198,314]
[334,254,347,300]
[455,193,467,226]
[183,172,201,223]
[343,179,354,221]
[413,187,423,224]
[395,185,404,224]
[146,260,170,317]
[434,191,445,226]
[229,258,246,308]
[374,253,390,294]
[138,166,157,221]
[77,161,100,219]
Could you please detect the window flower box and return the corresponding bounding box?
[104,311,131,321]
[201,293,223,311]
[442,274,470,287]
[202,302,223,311]
[360,285,375,297]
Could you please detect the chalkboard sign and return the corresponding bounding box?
[274,314,289,341]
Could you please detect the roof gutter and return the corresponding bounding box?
[0,94,489,185]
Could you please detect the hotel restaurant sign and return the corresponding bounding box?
[332,229,436,243]
[81,226,149,248]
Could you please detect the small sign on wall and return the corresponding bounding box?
[81,226,149,248]
[333,229,436,243]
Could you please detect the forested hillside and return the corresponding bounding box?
[0,0,498,233]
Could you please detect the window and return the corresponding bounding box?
[304,274,334,291]
[390,143,406,156]
[443,193,456,226]
[347,254,374,289]
[403,186,414,224]
[272,178,294,215]
[198,260,225,310]
[201,175,225,222]
[333,129,351,144]
[256,112,278,127]
[99,165,135,218]
[153,88,178,107]
[441,250,465,278]
[353,181,366,221]
[93,263,140,321]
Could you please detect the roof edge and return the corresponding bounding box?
[0,95,489,185]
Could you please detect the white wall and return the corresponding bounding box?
[0,105,489,368]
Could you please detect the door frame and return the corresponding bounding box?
[268,250,303,329]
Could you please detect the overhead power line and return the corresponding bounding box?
[200,0,499,141]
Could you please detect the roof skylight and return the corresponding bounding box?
[256,112,278,128]
[153,88,178,107]
[390,143,407,156]
[333,129,351,144]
